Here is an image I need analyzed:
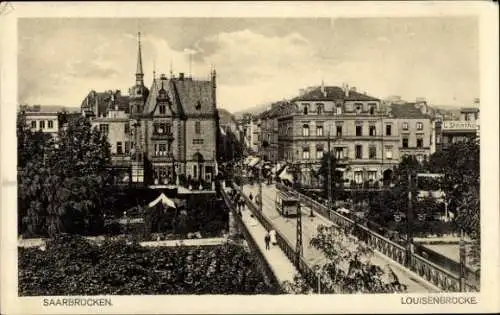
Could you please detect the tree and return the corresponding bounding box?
[318,152,342,200]
[18,115,113,237]
[428,142,480,263]
[17,111,53,235]
[285,225,407,294]
[217,128,244,163]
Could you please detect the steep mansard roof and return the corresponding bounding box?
[143,77,216,117]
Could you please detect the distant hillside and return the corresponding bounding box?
[232,103,270,119]
[217,108,237,125]
[18,104,81,113]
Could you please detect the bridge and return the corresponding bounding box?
[225,176,482,293]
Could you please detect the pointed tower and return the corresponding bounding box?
[129,32,149,117]
[136,32,144,86]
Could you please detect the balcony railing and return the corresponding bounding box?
[151,132,174,140]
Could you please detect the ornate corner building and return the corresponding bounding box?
[81,33,219,187]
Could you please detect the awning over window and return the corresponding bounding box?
[271,163,281,174]
[278,166,294,182]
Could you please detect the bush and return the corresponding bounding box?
[18,235,279,295]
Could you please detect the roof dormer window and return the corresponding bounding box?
[303,104,309,115]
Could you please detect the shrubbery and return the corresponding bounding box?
[19,235,278,295]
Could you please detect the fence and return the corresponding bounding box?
[232,183,325,293]
[220,187,282,293]
[275,182,480,292]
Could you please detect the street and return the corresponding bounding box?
[243,183,440,293]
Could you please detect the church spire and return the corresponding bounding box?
[136,32,144,86]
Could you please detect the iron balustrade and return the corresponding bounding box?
[219,188,281,292]
[234,183,327,293]
[277,183,480,292]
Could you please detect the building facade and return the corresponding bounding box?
[259,102,285,162]
[20,105,65,137]
[81,33,219,186]
[388,102,434,163]
[435,100,480,151]
[277,84,401,186]
[276,84,435,187]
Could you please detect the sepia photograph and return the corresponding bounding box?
[1,1,499,314]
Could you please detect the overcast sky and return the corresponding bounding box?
[18,17,479,112]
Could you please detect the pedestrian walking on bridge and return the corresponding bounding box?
[264,231,271,250]
[269,229,277,246]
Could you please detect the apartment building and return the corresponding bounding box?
[277,84,402,186]
[259,101,286,162]
[435,99,480,151]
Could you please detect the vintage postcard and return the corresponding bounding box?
[1,1,499,314]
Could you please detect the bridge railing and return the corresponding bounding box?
[276,183,479,292]
[234,184,325,293]
[220,188,282,293]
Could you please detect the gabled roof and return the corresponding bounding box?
[172,78,214,115]
[143,77,214,117]
[143,78,180,115]
[81,91,129,117]
[295,86,379,102]
[389,103,431,119]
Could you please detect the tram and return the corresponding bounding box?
[275,189,300,217]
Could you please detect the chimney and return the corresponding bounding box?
[343,83,349,97]
[321,80,327,97]
[179,72,185,80]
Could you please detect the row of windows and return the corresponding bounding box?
[154,122,171,135]
[31,120,55,129]
[353,171,378,184]
[299,145,394,160]
[100,121,204,136]
[402,137,424,148]
[301,125,381,137]
[286,121,424,137]
[153,143,170,156]
[300,103,378,115]
[192,139,204,145]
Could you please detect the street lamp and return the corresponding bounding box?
[459,228,467,292]
[258,152,263,213]
[405,171,415,268]
[313,265,322,294]
[295,190,303,268]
